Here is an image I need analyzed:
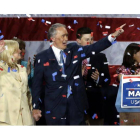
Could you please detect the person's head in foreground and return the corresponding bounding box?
[76,27,94,46]
[122,43,140,70]
[0,40,21,69]
[47,23,68,50]
[12,38,25,60]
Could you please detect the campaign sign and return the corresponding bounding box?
[121,75,140,108]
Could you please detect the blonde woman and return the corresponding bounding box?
[0,40,34,125]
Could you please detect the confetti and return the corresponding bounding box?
[39,98,42,103]
[73,60,78,64]
[68,26,71,29]
[5,45,8,50]
[129,24,134,27]
[8,67,10,73]
[91,32,93,36]
[84,110,87,114]
[99,21,102,24]
[113,74,118,77]
[114,122,117,125]
[74,20,78,24]
[46,111,51,114]
[68,51,70,53]
[75,83,79,86]
[81,53,86,57]
[124,120,128,122]
[105,25,111,29]
[104,78,108,82]
[127,52,131,56]
[86,66,91,70]
[129,79,133,83]
[0,68,3,71]
[21,65,24,68]
[117,115,120,118]
[70,29,74,31]
[102,31,108,36]
[26,14,31,17]
[45,31,48,33]
[78,47,83,52]
[61,74,67,78]
[46,21,51,24]
[0,35,4,40]
[62,95,66,97]
[100,25,103,28]
[61,117,66,119]
[38,59,40,63]
[112,84,117,87]
[28,17,33,21]
[0,30,1,33]
[92,113,98,119]
[112,40,117,45]
[59,86,63,88]
[61,14,65,16]
[17,16,20,19]
[44,39,47,41]
[86,64,91,66]
[92,52,95,55]
[52,72,57,81]
[44,62,49,66]
[92,67,95,69]
[97,22,99,26]
[137,28,140,30]
[104,62,109,64]
[12,69,17,72]
[101,73,104,76]
[33,103,36,108]
[116,27,121,31]
[52,117,56,119]
[137,17,140,19]
[73,75,80,79]
[74,55,78,59]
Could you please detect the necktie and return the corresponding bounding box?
[60,50,71,98]
[82,59,88,77]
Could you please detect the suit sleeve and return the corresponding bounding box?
[79,36,112,61]
[32,55,44,109]
[97,54,111,87]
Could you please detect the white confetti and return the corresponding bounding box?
[101,73,104,76]
[33,103,36,108]
[112,84,117,87]
[68,25,71,29]
[92,67,95,69]
[100,25,103,28]
[17,16,20,19]
[61,117,66,119]
[38,59,40,63]
[137,17,140,19]
[59,86,63,88]
[61,74,67,78]
[104,62,109,64]
[46,21,51,24]
[105,25,111,29]
[86,64,91,66]
[26,14,31,17]
[127,52,131,56]
[124,120,128,122]
[92,52,95,55]
[68,51,70,53]
[73,75,80,79]
[5,45,8,50]
[73,60,78,64]
[129,24,134,27]
[88,86,92,88]
[117,115,120,118]
[32,19,35,21]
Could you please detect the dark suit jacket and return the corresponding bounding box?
[32,36,112,125]
[85,53,110,119]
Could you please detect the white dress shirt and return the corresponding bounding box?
[52,45,66,66]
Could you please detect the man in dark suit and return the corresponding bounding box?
[32,23,125,125]
[76,27,111,125]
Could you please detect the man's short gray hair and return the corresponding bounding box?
[47,23,66,40]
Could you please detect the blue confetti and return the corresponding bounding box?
[12,69,17,72]
[44,39,47,41]
[78,47,83,52]
[0,35,4,40]
[45,31,48,33]
[97,22,99,26]
[92,113,97,119]
[41,19,45,23]
[75,83,79,86]
[137,27,140,30]
[67,85,72,98]
[104,97,106,100]
[131,70,135,73]
[0,30,1,33]
[112,40,117,45]
[104,78,108,82]
[39,98,42,103]
[81,53,86,58]
[8,67,10,73]
[52,72,57,81]
[74,20,78,24]
[62,14,65,16]
[46,111,51,114]
[84,110,87,114]
[63,52,66,58]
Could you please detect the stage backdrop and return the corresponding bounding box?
[0,14,140,65]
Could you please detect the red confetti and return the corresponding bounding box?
[70,29,74,31]
[95,114,98,119]
[102,32,108,36]
[130,89,134,91]
[74,55,78,59]
[91,32,94,37]
[28,17,33,21]
[21,65,24,68]
[60,68,62,72]
[21,52,25,56]
[45,23,48,26]
[129,79,133,83]
[44,62,49,66]
[114,122,117,125]
[116,27,121,31]
[86,66,91,70]
[0,68,3,71]
[99,21,102,24]
[78,34,81,36]
[133,119,135,122]
[121,121,123,124]
[62,95,66,98]
[113,74,118,77]
[52,117,56,119]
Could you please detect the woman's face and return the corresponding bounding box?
[133,51,140,63]
[20,48,25,60]
[13,49,21,61]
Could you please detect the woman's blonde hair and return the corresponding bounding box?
[0,40,19,69]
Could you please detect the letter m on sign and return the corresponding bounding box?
[128,91,135,96]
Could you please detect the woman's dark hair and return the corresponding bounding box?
[12,37,25,50]
[122,43,140,70]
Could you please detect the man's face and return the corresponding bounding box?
[52,27,68,50]
[77,34,94,46]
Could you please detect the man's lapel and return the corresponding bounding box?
[64,48,72,69]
